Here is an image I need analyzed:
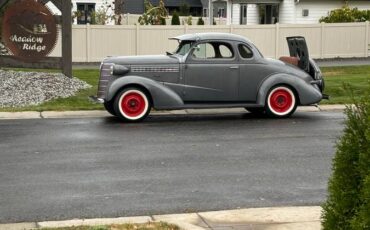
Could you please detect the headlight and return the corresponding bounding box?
[111,64,130,75]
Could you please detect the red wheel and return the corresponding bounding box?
[114,88,151,122]
[266,86,297,118]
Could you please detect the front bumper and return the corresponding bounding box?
[89,96,105,104]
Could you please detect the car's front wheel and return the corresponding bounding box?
[265,86,297,118]
[104,101,116,116]
[114,88,151,122]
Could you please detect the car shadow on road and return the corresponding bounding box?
[102,112,325,125]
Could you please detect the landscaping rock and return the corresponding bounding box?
[0,70,91,108]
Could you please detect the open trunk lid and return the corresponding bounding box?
[286,36,310,73]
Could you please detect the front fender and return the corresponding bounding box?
[257,74,323,106]
[107,76,184,109]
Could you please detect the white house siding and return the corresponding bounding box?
[231,3,240,24]
[247,4,259,25]
[295,1,370,24]
[279,0,295,23]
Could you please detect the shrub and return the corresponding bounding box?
[186,16,192,25]
[197,17,204,25]
[322,83,370,230]
[320,4,370,23]
[171,11,180,25]
[138,0,168,25]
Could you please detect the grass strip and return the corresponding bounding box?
[0,65,369,112]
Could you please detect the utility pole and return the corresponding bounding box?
[208,0,213,25]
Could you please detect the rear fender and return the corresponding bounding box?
[257,74,322,106]
[107,76,184,109]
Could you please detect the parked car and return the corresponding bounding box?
[92,33,327,122]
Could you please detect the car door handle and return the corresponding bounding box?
[229,66,239,69]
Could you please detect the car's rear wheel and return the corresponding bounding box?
[265,86,297,118]
[114,88,151,122]
[104,101,116,116]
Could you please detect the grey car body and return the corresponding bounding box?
[95,33,325,121]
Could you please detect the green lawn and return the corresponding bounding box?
[0,68,102,112]
[321,65,370,104]
[0,65,369,112]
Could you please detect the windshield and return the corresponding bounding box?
[174,40,194,56]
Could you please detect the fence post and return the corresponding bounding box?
[275,23,279,59]
[365,21,369,57]
[320,22,325,59]
[184,24,188,34]
[136,24,140,55]
[86,23,90,62]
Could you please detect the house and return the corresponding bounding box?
[202,0,370,25]
[124,0,203,16]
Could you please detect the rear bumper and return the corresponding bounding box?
[89,96,105,104]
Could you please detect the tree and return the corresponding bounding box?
[138,0,168,25]
[322,84,370,229]
[171,11,180,25]
[114,0,124,25]
[197,17,204,25]
[179,2,190,16]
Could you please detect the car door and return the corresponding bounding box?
[183,41,239,102]
[237,43,273,102]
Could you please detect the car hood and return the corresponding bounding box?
[103,55,179,65]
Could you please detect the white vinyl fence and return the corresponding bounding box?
[49,22,370,62]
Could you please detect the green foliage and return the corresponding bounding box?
[186,16,192,25]
[138,0,168,25]
[320,4,370,23]
[197,17,205,25]
[322,83,370,230]
[179,3,190,16]
[171,11,180,25]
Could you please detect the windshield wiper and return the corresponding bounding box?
[166,51,173,56]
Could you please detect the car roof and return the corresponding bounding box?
[170,32,252,44]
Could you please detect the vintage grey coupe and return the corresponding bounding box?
[93,33,327,122]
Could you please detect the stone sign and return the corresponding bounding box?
[1,0,58,62]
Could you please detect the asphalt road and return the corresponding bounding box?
[0,111,344,223]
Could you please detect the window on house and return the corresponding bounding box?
[203,8,208,17]
[218,8,225,18]
[259,4,279,24]
[240,5,247,25]
[77,3,95,24]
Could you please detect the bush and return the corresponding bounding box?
[322,83,370,230]
[320,4,370,23]
[197,17,204,25]
[171,11,180,25]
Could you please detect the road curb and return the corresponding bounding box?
[0,206,322,230]
[0,105,346,120]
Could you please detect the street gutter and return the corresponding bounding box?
[0,105,346,120]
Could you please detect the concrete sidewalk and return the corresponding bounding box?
[0,206,322,230]
[0,105,346,120]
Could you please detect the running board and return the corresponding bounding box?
[156,103,263,110]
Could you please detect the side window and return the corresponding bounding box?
[192,43,215,59]
[238,44,254,59]
[219,44,233,58]
[192,42,234,59]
